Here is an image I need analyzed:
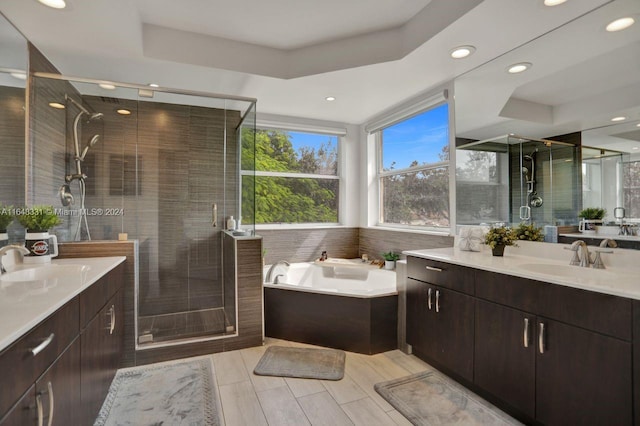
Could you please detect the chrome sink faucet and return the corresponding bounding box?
[265,260,290,283]
[0,245,30,274]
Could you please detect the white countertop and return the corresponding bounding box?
[560,233,640,242]
[404,243,640,301]
[0,256,126,352]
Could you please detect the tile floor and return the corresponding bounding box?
[211,338,508,426]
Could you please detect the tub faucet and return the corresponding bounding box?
[0,245,30,274]
[266,260,290,283]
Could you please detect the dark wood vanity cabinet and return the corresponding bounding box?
[474,300,536,418]
[406,260,475,382]
[407,256,634,425]
[80,287,124,424]
[0,263,124,425]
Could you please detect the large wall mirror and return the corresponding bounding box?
[455,0,640,236]
[0,12,27,242]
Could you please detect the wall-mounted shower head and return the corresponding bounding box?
[90,112,104,120]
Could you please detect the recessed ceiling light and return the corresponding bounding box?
[606,17,635,32]
[10,72,27,80]
[99,83,116,90]
[148,83,159,88]
[507,62,532,74]
[450,45,476,59]
[633,147,639,150]
[325,96,336,101]
[116,109,131,115]
[611,116,626,122]
[544,0,567,6]
[636,123,640,127]
[48,102,65,109]
[36,0,66,9]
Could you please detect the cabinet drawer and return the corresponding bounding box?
[407,257,474,295]
[538,282,632,341]
[475,270,539,313]
[0,298,79,417]
[79,263,124,328]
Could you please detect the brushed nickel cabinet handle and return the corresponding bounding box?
[110,305,116,335]
[36,393,44,426]
[426,266,442,272]
[47,381,54,426]
[523,318,530,348]
[539,322,545,354]
[427,288,432,310]
[435,290,440,313]
[31,333,55,356]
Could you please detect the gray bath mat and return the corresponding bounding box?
[374,371,521,425]
[253,346,345,380]
[95,356,222,426]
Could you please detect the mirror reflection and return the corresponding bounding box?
[454,0,640,243]
[0,12,27,244]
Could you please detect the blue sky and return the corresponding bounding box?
[382,103,449,170]
[288,131,338,153]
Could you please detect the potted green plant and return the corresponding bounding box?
[578,207,606,234]
[514,222,544,242]
[16,205,61,264]
[484,225,517,256]
[382,251,400,270]
[0,204,14,248]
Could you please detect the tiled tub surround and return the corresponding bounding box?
[0,256,126,352]
[403,241,640,424]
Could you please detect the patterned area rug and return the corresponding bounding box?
[253,346,345,380]
[375,371,522,425]
[94,356,222,426]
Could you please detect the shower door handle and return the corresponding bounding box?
[519,205,531,221]
[212,203,217,227]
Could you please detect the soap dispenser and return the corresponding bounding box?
[227,216,236,230]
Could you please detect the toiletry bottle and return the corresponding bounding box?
[227,216,236,230]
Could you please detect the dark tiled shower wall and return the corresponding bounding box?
[78,96,241,318]
[259,227,454,264]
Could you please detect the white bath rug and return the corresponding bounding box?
[94,356,222,426]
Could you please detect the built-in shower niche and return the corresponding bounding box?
[456,134,580,228]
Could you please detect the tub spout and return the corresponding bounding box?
[266,260,290,283]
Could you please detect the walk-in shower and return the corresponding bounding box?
[456,134,580,227]
[30,73,257,348]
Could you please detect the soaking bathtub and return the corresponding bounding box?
[263,261,398,354]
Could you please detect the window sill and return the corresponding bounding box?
[256,223,346,231]
[370,224,452,237]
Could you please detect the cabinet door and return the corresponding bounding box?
[406,278,434,358]
[433,287,474,382]
[536,317,632,425]
[106,288,124,379]
[0,386,36,426]
[475,300,535,418]
[35,339,81,426]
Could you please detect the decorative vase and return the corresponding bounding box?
[491,244,506,257]
[384,260,395,270]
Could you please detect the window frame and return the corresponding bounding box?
[240,124,343,228]
[374,98,454,233]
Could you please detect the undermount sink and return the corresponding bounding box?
[0,264,90,284]
[516,263,614,278]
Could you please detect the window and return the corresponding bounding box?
[378,103,450,229]
[241,127,340,224]
[624,160,640,218]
